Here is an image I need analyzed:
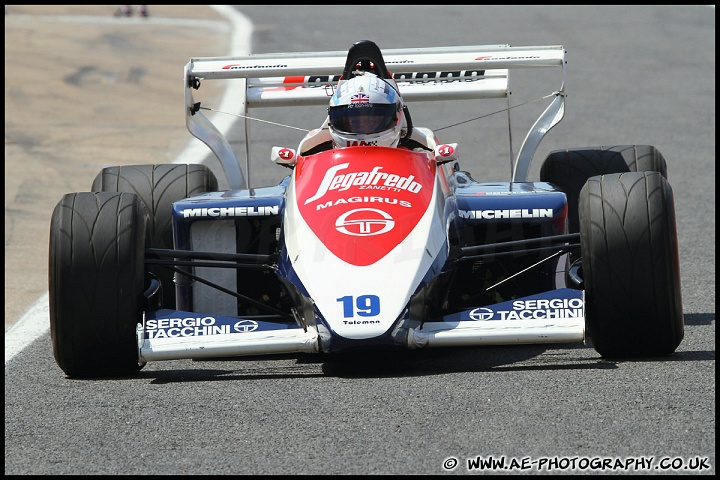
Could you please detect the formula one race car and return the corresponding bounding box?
[49,40,683,378]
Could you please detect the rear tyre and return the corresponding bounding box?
[92,164,218,308]
[49,192,148,378]
[540,145,667,234]
[579,172,683,358]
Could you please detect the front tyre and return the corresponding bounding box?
[49,192,148,378]
[579,172,683,358]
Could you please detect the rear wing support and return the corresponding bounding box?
[184,44,566,189]
[513,90,566,182]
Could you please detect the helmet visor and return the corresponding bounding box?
[329,104,399,135]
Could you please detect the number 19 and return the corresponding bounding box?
[337,295,380,317]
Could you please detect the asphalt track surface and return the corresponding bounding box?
[5,5,715,475]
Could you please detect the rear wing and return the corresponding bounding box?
[184,44,566,189]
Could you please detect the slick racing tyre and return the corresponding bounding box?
[92,164,218,309]
[49,192,148,378]
[579,172,683,358]
[540,145,667,235]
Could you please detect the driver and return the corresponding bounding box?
[327,71,403,148]
[297,70,436,155]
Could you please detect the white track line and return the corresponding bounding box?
[5,5,251,364]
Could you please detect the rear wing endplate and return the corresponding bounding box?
[184,44,566,189]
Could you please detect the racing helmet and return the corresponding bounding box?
[328,72,403,148]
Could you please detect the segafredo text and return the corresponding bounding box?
[304,163,422,205]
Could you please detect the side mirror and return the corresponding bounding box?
[434,143,458,164]
[271,146,297,167]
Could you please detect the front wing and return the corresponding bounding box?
[137,288,584,362]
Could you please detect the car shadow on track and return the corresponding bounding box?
[137,343,622,383]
